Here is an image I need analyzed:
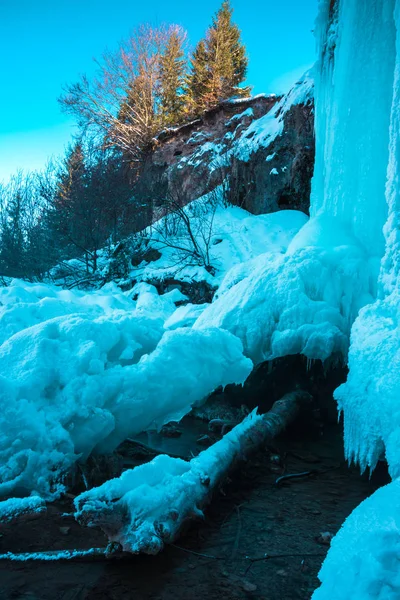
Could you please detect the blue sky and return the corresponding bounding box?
[0,0,318,182]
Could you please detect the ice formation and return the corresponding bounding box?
[74,409,264,554]
[333,0,400,479]
[313,478,400,600]
[311,0,400,597]
[195,214,375,364]
[0,278,252,499]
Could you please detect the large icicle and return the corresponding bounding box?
[311,0,396,255]
[312,0,400,597]
[334,0,400,479]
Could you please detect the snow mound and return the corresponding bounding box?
[164,303,208,330]
[0,280,252,499]
[195,216,375,364]
[313,479,400,600]
[133,192,308,288]
[0,279,136,346]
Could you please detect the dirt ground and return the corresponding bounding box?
[0,422,389,600]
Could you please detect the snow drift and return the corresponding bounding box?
[313,478,400,600]
[0,279,251,499]
[195,214,376,364]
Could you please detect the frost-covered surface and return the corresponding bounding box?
[313,479,400,600]
[74,409,262,553]
[195,215,376,364]
[0,496,45,523]
[0,278,251,499]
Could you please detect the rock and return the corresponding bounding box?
[59,526,70,535]
[133,78,314,226]
[316,531,334,545]
[269,454,281,464]
[161,422,182,438]
[241,580,258,592]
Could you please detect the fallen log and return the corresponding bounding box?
[0,547,109,562]
[74,390,312,555]
[0,496,46,525]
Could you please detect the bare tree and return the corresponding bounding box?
[151,184,219,273]
[59,25,187,164]
[0,171,51,279]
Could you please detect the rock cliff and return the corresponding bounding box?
[136,71,314,217]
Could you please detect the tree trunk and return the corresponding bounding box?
[75,390,312,555]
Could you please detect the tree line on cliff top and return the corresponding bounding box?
[0,1,249,280]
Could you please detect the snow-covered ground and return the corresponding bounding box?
[0,196,384,505]
[0,204,309,501]
[0,276,251,499]
[124,192,308,288]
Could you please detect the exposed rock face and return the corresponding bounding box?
[229,100,315,214]
[136,72,315,217]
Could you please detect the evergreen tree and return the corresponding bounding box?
[186,0,250,113]
[0,191,25,277]
[185,39,209,114]
[207,0,249,102]
[50,142,89,265]
[159,27,187,127]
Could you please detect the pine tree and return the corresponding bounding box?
[50,142,89,265]
[185,40,209,114]
[207,0,249,102]
[159,27,187,127]
[0,191,25,277]
[186,0,250,113]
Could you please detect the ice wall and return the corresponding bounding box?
[313,1,400,597]
[311,0,396,256]
[333,0,400,479]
